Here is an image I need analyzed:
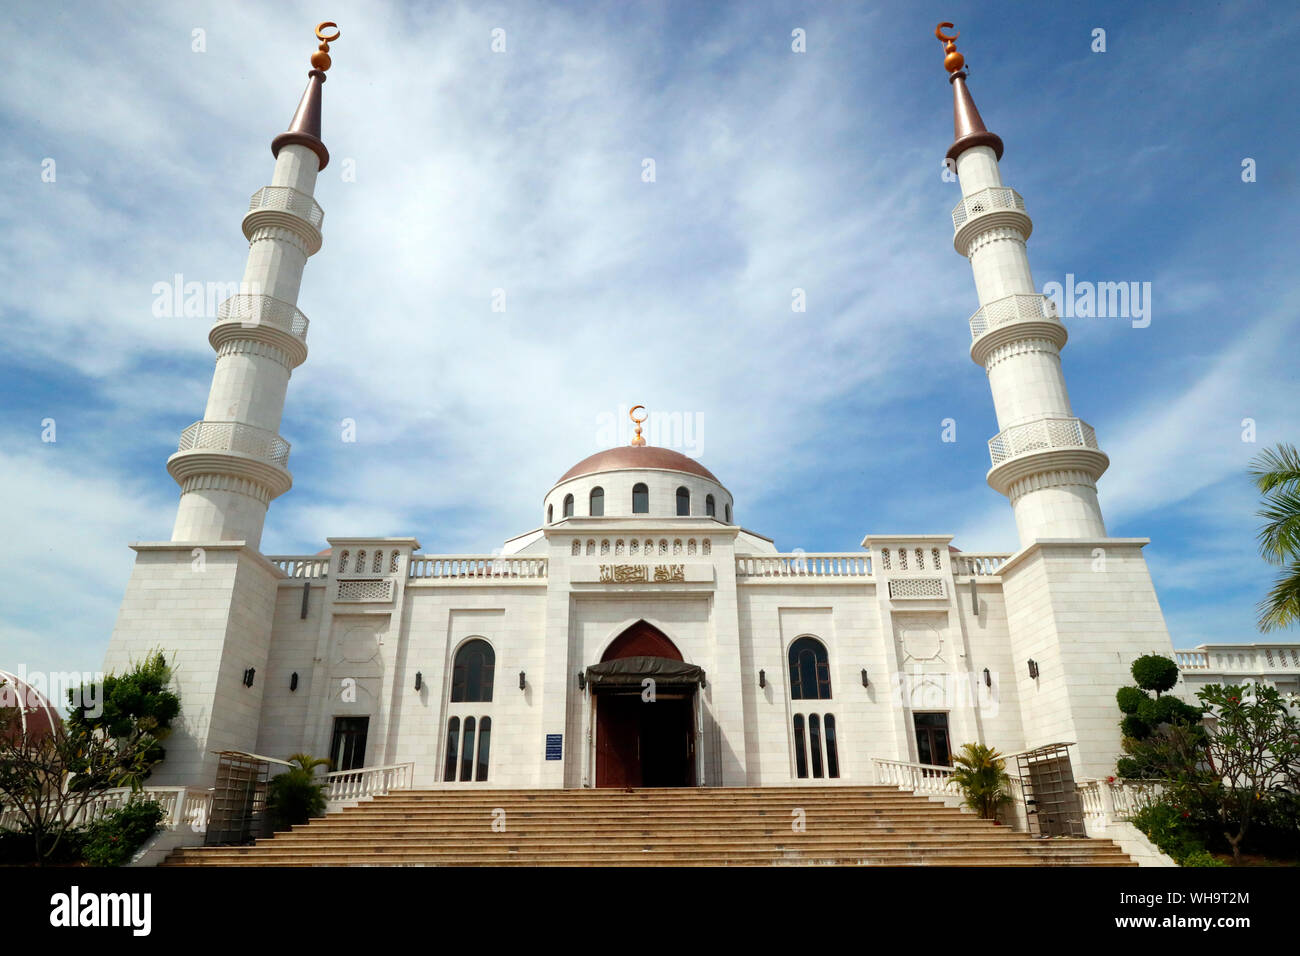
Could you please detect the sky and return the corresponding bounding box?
[1,0,1298,681]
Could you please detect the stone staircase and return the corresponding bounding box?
[162,786,1137,866]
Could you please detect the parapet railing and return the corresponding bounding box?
[735,553,872,579]
[176,420,291,468]
[988,416,1097,468]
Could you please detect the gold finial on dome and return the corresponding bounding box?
[629,405,648,446]
[311,21,341,72]
[935,22,964,74]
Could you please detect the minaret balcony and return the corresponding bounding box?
[951,186,1031,254]
[167,420,294,500]
[208,294,310,368]
[242,186,324,255]
[968,292,1067,366]
[985,416,1109,495]
[175,420,291,468]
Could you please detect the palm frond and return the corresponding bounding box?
[1257,561,1300,633]
[1256,489,1300,564]
[1249,443,1300,494]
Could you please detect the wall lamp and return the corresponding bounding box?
[242,667,255,688]
[758,669,766,689]
[577,671,587,691]
[414,671,423,691]
[861,668,869,688]
[519,670,527,691]
[290,671,299,692]
[983,667,991,688]
[1027,659,1039,680]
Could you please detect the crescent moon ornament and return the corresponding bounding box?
[935,22,964,73]
[629,405,648,446]
[935,23,959,43]
[316,22,341,43]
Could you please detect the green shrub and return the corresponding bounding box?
[266,754,331,830]
[948,743,1012,819]
[1130,799,1219,866]
[83,800,166,866]
[1120,715,1149,739]
[1181,849,1228,868]
[1131,655,1179,695]
[1116,686,1146,715]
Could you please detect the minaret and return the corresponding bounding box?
[937,24,1109,547]
[167,23,341,550]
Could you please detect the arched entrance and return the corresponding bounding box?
[591,621,702,788]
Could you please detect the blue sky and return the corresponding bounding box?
[2,0,1298,680]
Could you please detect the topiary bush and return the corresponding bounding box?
[83,800,166,866]
[1116,685,1146,715]
[1131,654,1179,696]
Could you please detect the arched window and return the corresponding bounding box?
[724,503,732,523]
[443,717,460,782]
[676,486,690,516]
[589,487,604,517]
[789,636,831,700]
[547,504,553,524]
[632,483,649,513]
[705,494,716,517]
[563,494,574,518]
[792,715,808,779]
[451,639,495,702]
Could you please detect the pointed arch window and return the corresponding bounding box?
[589,486,604,517]
[451,639,495,703]
[632,483,649,514]
[563,494,574,518]
[676,486,690,516]
[788,636,831,700]
[705,494,716,517]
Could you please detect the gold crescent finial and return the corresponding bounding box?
[935,21,964,74]
[629,405,648,446]
[311,21,341,72]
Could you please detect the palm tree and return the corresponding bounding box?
[1249,443,1300,632]
[949,743,1012,820]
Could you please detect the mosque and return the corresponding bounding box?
[102,22,1189,797]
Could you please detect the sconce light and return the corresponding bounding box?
[861,668,869,688]
[290,672,299,692]
[519,670,527,691]
[577,671,587,691]
[758,669,766,689]
[242,667,255,688]
[983,667,991,688]
[415,671,423,691]
[1027,659,1039,680]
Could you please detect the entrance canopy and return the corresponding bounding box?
[585,655,705,690]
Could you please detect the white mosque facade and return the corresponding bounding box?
[103,25,1190,794]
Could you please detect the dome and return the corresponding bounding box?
[559,445,719,484]
[0,669,63,742]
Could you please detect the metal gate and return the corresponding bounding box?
[205,751,274,845]
[1015,743,1086,837]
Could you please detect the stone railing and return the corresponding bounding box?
[176,420,291,469]
[320,762,414,804]
[1176,650,1210,670]
[248,185,324,228]
[988,416,1098,467]
[1177,644,1300,673]
[872,758,963,798]
[950,553,1011,576]
[408,555,548,581]
[268,555,331,578]
[735,553,871,580]
[968,292,1059,340]
[215,294,310,340]
[951,186,1025,232]
[1078,778,1163,831]
[1,786,212,833]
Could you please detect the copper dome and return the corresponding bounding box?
[558,446,719,484]
[0,669,63,742]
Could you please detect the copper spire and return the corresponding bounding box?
[935,22,1003,163]
[271,22,340,171]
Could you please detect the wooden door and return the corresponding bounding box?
[596,695,641,787]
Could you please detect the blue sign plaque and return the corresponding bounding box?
[545,733,563,760]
